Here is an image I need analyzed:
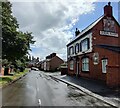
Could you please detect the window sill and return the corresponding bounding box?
[69,69,74,71]
[102,72,106,74]
[81,71,89,73]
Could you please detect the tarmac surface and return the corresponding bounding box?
[61,75,120,97]
[47,72,120,107]
[1,70,114,107]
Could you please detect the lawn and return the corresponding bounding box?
[0,68,29,87]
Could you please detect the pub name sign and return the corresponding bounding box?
[100,17,118,37]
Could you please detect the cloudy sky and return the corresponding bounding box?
[10,0,119,61]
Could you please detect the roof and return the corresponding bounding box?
[45,55,64,62]
[67,15,104,46]
[96,44,120,53]
[50,56,64,62]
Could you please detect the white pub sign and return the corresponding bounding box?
[100,31,118,37]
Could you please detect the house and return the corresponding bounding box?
[40,60,45,71]
[60,61,68,75]
[44,53,64,72]
[67,2,120,87]
[27,56,39,68]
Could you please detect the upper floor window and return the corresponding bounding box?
[82,58,89,71]
[75,43,79,54]
[81,38,90,52]
[68,48,70,55]
[69,46,74,55]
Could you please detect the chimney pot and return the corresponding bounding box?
[75,28,80,37]
[108,2,111,6]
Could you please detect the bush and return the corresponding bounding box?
[4,67,9,75]
[19,66,25,72]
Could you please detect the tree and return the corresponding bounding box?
[2,1,18,61]
[2,1,35,63]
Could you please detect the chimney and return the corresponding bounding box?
[51,53,56,57]
[49,53,56,58]
[75,28,80,37]
[104,2,113,17]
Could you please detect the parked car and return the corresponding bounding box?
[31,67,39,71]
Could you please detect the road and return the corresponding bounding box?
[1,70,112,107]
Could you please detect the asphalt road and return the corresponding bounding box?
[1,70,112,107]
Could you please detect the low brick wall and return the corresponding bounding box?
[106,65,120,87]
[61,68,68,75]
[0,68,4,75]
[0,67,12,75]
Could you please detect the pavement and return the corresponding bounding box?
[48,73,120,108]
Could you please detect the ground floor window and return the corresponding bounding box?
[82,58,89,71]
[70,60,74,70]
[102,59,108,73]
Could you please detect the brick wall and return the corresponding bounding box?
[50,56,64,71]
[0,67,12,75]
[92,16,119,47]
[106,65,120,87]
[93,47,119,81]
[0,67,4,75]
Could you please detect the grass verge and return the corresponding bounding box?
[0,68,29,88]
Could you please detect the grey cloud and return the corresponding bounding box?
[11,1,96,59]
[32,3,68,31]
[12,2,37,28]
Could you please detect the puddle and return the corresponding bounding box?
[67,85,76,89]
[51,77,59,82]
[67,85,85,98]
[54,87,58,90]
[88,98,96,104]
[39,74,42,77]
[68,92,85,98]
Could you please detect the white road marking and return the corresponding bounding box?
[37,88,39,92]
[38,99,41,106]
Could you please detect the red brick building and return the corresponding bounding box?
[43,53,64,72]
[67,2,120,87]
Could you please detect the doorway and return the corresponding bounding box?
[76,62,80,76]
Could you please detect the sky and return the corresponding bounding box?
[9,0,119,61]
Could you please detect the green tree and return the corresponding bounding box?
[2,1,19,61]
[2,1,35,63]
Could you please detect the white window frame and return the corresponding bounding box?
[75,43,79,54]
[70,60,74,70]
[102,59,108,73]
[82,58,89,71]
[69,46,74,55]
[81,38,89,52]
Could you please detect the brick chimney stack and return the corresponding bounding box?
[75,28,80,37]
[104,2,113,17]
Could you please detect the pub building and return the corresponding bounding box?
[67,2,120,87]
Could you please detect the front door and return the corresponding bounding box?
[76,62,79,76]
